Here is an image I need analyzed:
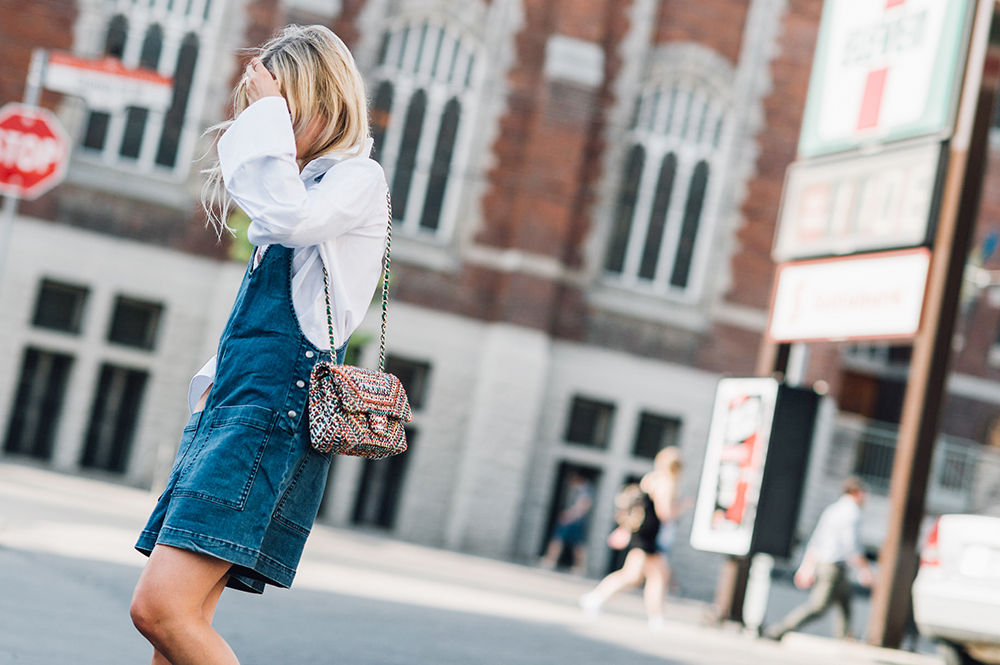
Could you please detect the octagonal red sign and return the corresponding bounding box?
[0,103,70,200]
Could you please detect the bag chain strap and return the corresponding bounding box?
[323,190,392,372]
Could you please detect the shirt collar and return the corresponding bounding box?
[300,137,373,182]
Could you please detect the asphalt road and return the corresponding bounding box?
[0,462,942,665]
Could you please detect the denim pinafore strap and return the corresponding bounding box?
[136,244,347,594]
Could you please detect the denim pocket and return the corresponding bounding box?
[173,405,277,510]
[273,450,332,535]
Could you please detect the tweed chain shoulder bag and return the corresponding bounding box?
[308,193,411,459]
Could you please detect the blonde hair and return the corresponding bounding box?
[202,24,370,236]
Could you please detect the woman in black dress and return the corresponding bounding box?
[579,447,687,631]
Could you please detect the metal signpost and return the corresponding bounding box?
[714,0,998,647]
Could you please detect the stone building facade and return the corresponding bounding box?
[3,0,1000,601]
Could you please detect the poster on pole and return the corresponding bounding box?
[798,0,972,158]
[689,378,779,556]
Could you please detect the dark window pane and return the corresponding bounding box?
[564,397,615,449]
[420,97,460,231]
[371,81,394,164]
[108,297,163,350]
[104,15,128,59]
[604,144,645,273]
[384,356,431,410]
[377,31,391,66]
[4,348,74,460]
[139,23,163,69]
[83,112,111,150]
[632,412,682,460]
[638,153,677,280]
[119,107,148,159]
[352,426,415,528]
[391,89,427,221]
[32,280,89,334]
[81,364,148,473]
[156,32,199,168]
[670,160,710,288]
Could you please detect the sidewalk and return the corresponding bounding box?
[0,461,942,665]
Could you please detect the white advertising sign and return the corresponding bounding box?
[43,52,174,112]
[690,378,779,556]
[767,249,930,342]
[773,140,943,261]
[799,0,971,157]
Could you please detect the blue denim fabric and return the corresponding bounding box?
[136,245,347,594]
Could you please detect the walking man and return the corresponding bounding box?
[765,477,874,640]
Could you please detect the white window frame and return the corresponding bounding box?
[372,19,483,242]
[73,0,224,181]
[602,82,729,303]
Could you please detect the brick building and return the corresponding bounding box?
[3,0,1000,600]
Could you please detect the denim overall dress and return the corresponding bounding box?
[136,244,346,594]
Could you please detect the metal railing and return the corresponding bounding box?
[832,418,1000,515]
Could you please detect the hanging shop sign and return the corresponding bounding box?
[773,139,945,262]
[42,51,174,113]
[767,248,931,342]
[798,0,972,158]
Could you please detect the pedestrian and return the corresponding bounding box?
[579,446,691,631]
[540,472,594,574]
[129,24,389,665]
[764,476,875,641]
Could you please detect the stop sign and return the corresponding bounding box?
[0,103,70,200]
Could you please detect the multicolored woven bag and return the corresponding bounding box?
[308,193,411,459]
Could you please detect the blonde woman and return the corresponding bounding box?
[580,447,692,631]
[130,25,388,665]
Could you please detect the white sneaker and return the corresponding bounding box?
[648,615,665,632]
[579,591,603,619]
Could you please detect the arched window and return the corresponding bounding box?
[420,97,460,231]
[604,145,645,273]
[603,83,726,297]
[119,24,164,159]
[83,14,129,151]
[373,20,480,240]
[391,89,427,222]
[371,81,394,162]
[156,32,199,168]
[78,3,218,177]
[639,153,677,280]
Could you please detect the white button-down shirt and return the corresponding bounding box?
[188,96,389,412]
[807,494,863,565]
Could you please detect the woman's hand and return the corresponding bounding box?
[244,58,281,104]
[194,383,213,414]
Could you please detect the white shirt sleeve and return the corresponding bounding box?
[187,356,217,414]
[217,96,385,248]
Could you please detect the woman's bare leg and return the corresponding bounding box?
[150,574,229,665]
[131,545,239,665]
[590,549,647,602]
[642,553,669,620]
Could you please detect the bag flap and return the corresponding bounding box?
[325,365,412,421]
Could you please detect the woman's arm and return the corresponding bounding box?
[217,97,385,248]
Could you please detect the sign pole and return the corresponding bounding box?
[866,0,996,647]
[0,49,47,291]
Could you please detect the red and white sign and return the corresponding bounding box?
[44,52,174,112]
[689,378,779,556]
[0,103,70,200]
[767,248,931,342]
[799,0,970,157]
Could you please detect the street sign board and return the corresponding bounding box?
[798,0,972,158]
[767,248,931,342]
[43,52,173,113]
[690,378,779,556]
[773,140,945,262]
[0,103,70,200]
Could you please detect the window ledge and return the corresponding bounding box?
[588,283,709,333]
[66,156,194,212]
[391,235,462,274]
